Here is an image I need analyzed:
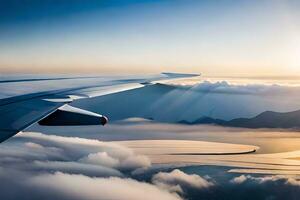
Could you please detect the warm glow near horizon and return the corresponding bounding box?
[1,0,300,76]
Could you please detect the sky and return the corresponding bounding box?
[0,0,300,76]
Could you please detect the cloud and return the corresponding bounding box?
[28,172,182,200]
[0,132,184,200]
[79,152,120,168]
[5,132,300,200]
[0,132,186,200]
[177,81,300,96]
[0,131,154,185]
[231,174,248,184]
[15,132,151,174]
[119,155,151,171]
[79,151,151,171]
[33,160,122,177]
[231,174,300,186]
[152,169,214,194]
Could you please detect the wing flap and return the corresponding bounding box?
[38,105,108,126]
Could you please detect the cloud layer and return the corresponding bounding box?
[29,172,182,200]
[2,132,300,200]
[13,132,150,175]
[0,132,183,200]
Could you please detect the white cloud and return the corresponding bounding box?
[24,142,44,149]
[0,132,179,199]
[231,174,300,186]
[120,155,151,170]
[79,152,120,168]
[79,151,151,171]
[230,175,248,184]
[29,172,182,200]
[152,169,214,194]
[7,132,300,200]
[33,160,123,177]
[0,132,183,200]
[15,132,151,173]
[179,81,300,96]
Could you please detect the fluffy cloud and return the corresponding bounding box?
[14,132,151,174]
[5,132,300,200]
[231,174,300,186]
[119,155,151,171]
[177,81,300,96]
[79,151,151,171]
[33,160,123,177]
[0,132,186,200]
[230,174,248,184]
[79,152,120,168]
[152,169,214,194]
[28,172,182,200]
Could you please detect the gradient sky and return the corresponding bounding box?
[0,0,300,76]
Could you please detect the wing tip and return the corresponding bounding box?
[161,72,201,78]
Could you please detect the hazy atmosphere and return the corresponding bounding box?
[1,1,300,200]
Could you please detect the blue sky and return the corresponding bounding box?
[1,0,300,75]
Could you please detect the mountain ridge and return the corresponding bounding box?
[178,110,300,129]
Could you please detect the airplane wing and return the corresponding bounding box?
[0,73,200,143]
